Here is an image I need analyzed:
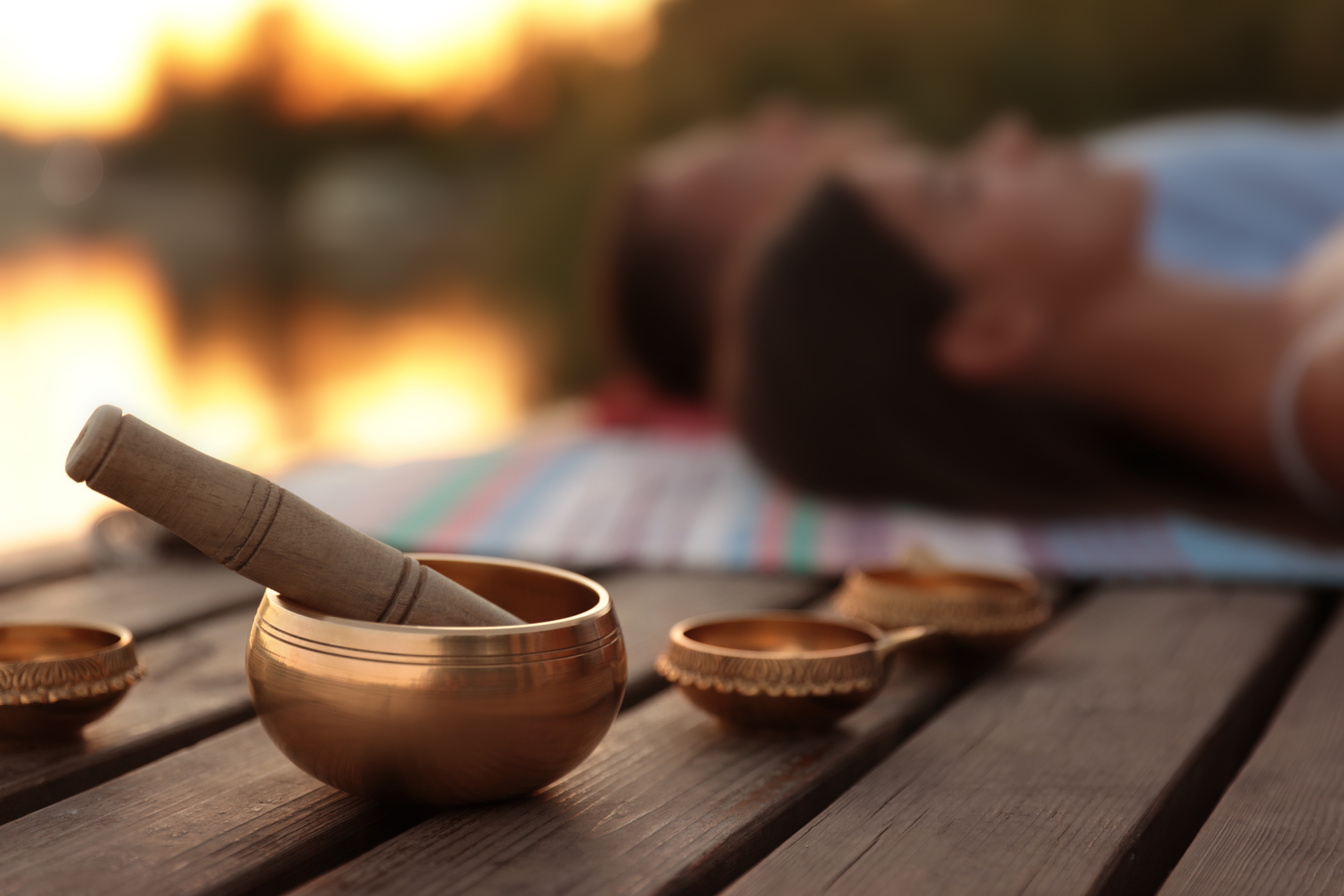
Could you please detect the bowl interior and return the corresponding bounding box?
[683,617,877,655]
[0,624,123,664]
[418,556,600,624]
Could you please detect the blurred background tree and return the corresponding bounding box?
[474,0,1344,389]
[70,0,1344,394]
[6,0,1344,552]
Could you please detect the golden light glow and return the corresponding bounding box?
[0,243,535,552]
[173,295,289,469]
[279,0,657,120]
[0,243,179,549]
[0,0,663,140]
[158,0,261,93]
[290,292,534,463]
[0,4,164,139]
[0,0,634,549]
[280,0,523,120]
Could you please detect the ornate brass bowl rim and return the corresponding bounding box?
[0,621,145,706]
[260,554,613,658]
[831,561,1049,636]
[657,612,903,698]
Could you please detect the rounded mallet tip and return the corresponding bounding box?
[66,404,125,483]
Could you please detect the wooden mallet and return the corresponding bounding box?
[66,405,523,627]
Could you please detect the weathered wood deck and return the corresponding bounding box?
[0,540,1339,896]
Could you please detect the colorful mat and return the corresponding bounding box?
[281,429,1344,583]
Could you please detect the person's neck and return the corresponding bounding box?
[1034,267,1295,491]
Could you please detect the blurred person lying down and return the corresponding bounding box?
[598,106,1344,521]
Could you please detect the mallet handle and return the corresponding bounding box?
[67,405,522,627]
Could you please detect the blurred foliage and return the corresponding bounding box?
[480,0,1344,389]
[118,0,1344,394]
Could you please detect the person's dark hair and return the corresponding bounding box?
[598,174,715,400]
[719,178,1250,515]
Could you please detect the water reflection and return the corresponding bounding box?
[0,0,660,140]
[0,240,536,553]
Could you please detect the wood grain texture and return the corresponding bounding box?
[0,559,262,638]
[0,723,431,896]
[1159,602,1344,896]
[720,586,1321,896]
[0,570,842,896]
[0,605,257,825]
[284,648,970,895]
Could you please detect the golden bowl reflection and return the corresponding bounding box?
[657,612,930,730]
[0,621,145,741]
[246,554,626,805]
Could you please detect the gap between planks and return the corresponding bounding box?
[717,585,1328,896]
[0,605,259,825]
[1159,588,1344,896]
[0,572,833,891]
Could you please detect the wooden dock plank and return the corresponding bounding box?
[0,539,92,592]
[286,647,967,896]
[0,648,965,896]
[0,559,262,638]
[0,605,257,825]
[0,571,838,896]
[719,586,1321,896]
[0,567,821,829]
[0,723,431,896]
[1159,601,1344,896]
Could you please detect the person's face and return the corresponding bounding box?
[641,104,902,287]
[843,115,1146,300]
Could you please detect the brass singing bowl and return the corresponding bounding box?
[0,622,145,741]
[247,554,626,805]
[831,562,1049,649]
[657,613,933,729]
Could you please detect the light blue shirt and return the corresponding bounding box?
[1095,113,1344,515]
[1092,114,1344,283]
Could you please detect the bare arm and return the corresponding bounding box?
[1283,226,1344,514]
[1288,224,1344,317]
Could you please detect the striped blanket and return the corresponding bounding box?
[282,428,1344,583]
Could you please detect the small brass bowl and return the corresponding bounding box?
[247,554,626,805]
[0,622,145,741]
[657,613,932,730]
[831,561,1049,649]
